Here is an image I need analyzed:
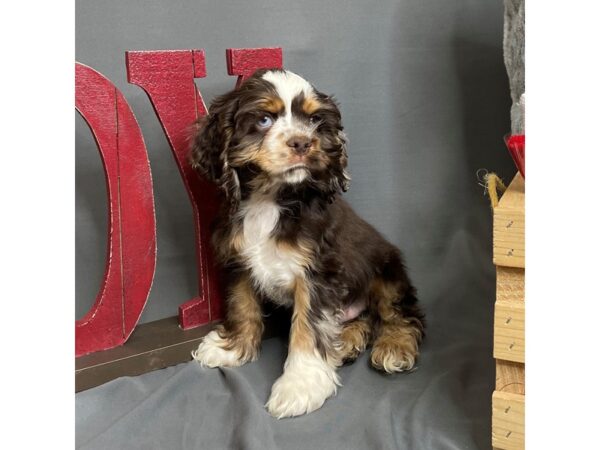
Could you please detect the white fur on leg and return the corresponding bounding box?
[191,330,246,368]
[265,351,340,419]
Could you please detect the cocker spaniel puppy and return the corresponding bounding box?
[191,69,424,418]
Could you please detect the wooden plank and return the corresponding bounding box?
[492,391,525,450]
[493,211,525,268]
[76,316,216,392]
[76,308,289,392]
[493,173,525,268]
[494,301,525,363]
[496,267,525,303]
[496,360,525,395]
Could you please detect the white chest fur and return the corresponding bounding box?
[238,195,305,303]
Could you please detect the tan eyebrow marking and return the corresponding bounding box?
[260,96,285,114]
[302,97,321,115]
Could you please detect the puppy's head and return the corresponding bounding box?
[191,69,350,209]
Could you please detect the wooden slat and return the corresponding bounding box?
[496,267,525,302]
[492,391,525,449]
[493,211,525,268]
[75,308,289,392]
[496,360,525,395]
[494,301,525,363]
[76,316,216,392]
[493,173,525,268]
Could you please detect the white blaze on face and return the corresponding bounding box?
[261,70,314,124]
[261,70,316,183]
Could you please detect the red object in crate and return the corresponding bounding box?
[505,134,525,179]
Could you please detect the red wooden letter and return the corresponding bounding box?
[226,47,283,87]
[75,63,157,357]
[126,48,283,330]
[126,50,221,329]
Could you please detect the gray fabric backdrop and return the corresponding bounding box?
[76,0,513,323]
[76,1,515,448]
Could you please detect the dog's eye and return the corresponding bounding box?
[257,115,273,129]
[310,114,322,124]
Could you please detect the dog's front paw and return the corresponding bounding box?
[265,353,340,418]
[192,329,248,368]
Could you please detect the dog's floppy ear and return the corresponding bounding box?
[191,90,241,209]
[316,92,351,198]
[335,130,351,193]
[324,129,351,200]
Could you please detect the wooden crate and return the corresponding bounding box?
[492,173,525,450]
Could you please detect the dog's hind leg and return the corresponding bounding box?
[339,313,372,363]
[369,275,425,373]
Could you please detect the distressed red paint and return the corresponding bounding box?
[126,48,283,329]
[226,47,283,87]
[75,48,283,352]
[126,49,221,329]
[75,63,157,357]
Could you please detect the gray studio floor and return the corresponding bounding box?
[76,275,495,450]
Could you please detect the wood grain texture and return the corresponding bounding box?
[492,391,525,450]
[496,360,525,395]
[496,267,525,302]
[494,300,525,363]
[493,173,525,268]
[75,63,156,357]
[496,266,525,302]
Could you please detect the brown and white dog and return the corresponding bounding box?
[190,69,424,418]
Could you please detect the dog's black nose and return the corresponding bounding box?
[286,136,312,155]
